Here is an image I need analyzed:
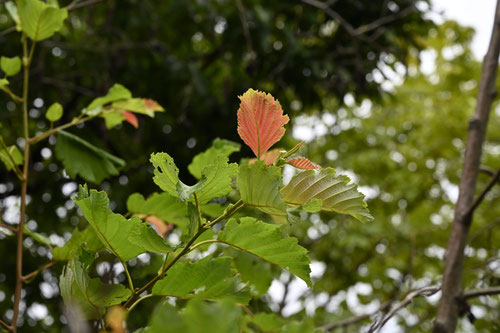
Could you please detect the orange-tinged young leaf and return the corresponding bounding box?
[237,89,289,159]
[121,111,138,128]
[288,157,321,170]
[249,148,282,166]
[144,98,164,111]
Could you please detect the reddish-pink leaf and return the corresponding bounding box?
[249,148,282,166]
[143,98,164,111]
[237,89,289,159]
[288,157,321,170]
[121,111,139,128]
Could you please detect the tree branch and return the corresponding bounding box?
[301,0,414,37]
[369,286,441,332]
[434,0,500,331]
[462,286,500,299]
[466,167,500,216]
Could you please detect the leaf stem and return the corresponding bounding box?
[121,260,134,292]
[188,239,220,252]
[11,34,33,333]
[0,137,24,180]
[127,294,155,312]
[28,115,94,145]
[0,85,23,103]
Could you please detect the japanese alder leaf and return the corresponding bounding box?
[280,168,373,222]
[151,152,237,204]
[288,157,321,170]
[218,217,311,285]
[60,258,131,320]
[152,257,250,304]
[86,83,132,110]
[188,138,241,179]
[74,187,146,261]
[237,161,286,215]
[18,0,68,41]
[237,89,289,159]
[52,227,103,261]
[146,300,242,333]
[128,221,172,254]
[55,130,125,184]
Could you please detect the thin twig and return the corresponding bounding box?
[0,319,10,331]
[0,223,18,233]
[22,261,57,283]
[0,86,23,103]
[369,286,441,332]
[301,0,414,37]
[11,34,33,333]
[28,115,93,144]
[469,219,500,244]
[463,286,500,299]
[466,167,500,216]
[123,201,245,309]
[66,0,106,11]
[322,299,394,331]
[235,0,254,54]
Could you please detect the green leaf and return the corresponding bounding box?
[152,256,250,304]
[54,130,125,183]
[60,258,131,320]
[45,102,63,122]
[126,192,189,232]
[0,78,9,88]
[128,221,172,254]
[230,250,273,296]
[86,83,131,110]
[18,0,67,41]
[101,110,125,129]
[112,98,159,117]
[5,1,20,25]
[237,161,286,215]
[52,226,103,261]
[151,152,180,197]
[73,188,146,261]
[1,56,21,76]
[280,168,373,222]
[0,144,23,171]
[218,217,311,285]
[152,152,238,204]
[247,313,286,332]
[177,177,206,202]
[195,155,238,204]
[146,300,242,333]
[188,138,241,179]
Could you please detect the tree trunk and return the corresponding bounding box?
[433,1,500,332]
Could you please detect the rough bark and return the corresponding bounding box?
[433,1,500,332]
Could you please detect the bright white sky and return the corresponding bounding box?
[431,0,497,58]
